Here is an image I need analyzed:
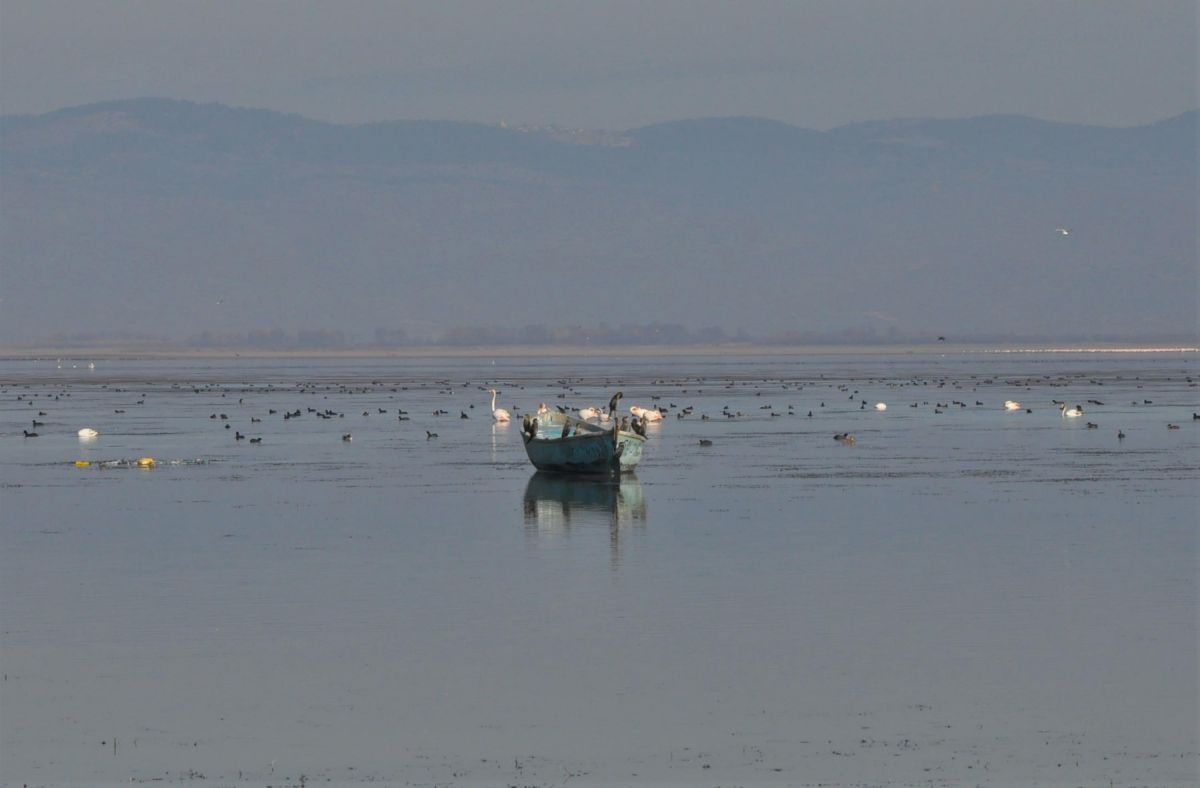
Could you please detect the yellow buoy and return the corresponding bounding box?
[136,457,156,467]
[74,460,91,468]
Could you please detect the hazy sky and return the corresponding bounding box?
[1,0,1195,129]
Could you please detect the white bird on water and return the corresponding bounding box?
[1004,400,1022,411]
[1055,227,1070,236]
[874,402,887,411]
[77,427,99,439]
[488,389,511,422]
[629,405,663,422]
[1061,403,1084,418]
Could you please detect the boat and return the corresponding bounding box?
[520,410,646,474]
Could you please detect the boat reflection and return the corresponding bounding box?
[523,472,647,563]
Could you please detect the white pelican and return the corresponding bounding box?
[77,427,99,439]
[488,389,511,422]
[1004,400,1022,410]
[1060,403,1083,418]
[629,405,663,422]
[874,402,887,411]
[578,406,602,420]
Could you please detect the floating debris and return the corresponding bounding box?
[70,457,215,469]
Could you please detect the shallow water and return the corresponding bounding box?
[1,352,1196,787]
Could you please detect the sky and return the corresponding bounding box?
[0,0,1195,130]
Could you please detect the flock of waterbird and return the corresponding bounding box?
[9,369,1196,456]
[4,364,1195,460]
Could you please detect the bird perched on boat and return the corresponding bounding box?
[578,406,602,420]
[608,392,624,419]
[631,416,647,437]
[561,422,572,438]
[1004,400,1022,411]
[1060,403,1083,418]
[619,416,630,432]
[536,403,551,415]
[488,389,511,422]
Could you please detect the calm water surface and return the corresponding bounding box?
[1,352,1196,787]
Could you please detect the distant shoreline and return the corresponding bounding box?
[1,342,1196,361]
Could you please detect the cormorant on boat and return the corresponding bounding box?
[608,391,624,418]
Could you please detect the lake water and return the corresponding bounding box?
[1,351,1196,787]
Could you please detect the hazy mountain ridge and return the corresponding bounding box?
[1,99,1194,345]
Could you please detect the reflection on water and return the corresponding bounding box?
[2,354,1196,787]
[523,472,647,563]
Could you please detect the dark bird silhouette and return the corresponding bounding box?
[426,430,438,439]
[698,439,713,446]
[342,433,352,441]
[22,430,38,438]
[249,437,262,444]
[608,391,624,418]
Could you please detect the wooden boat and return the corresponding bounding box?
[520,410,646,474]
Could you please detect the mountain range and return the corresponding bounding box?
[1,99,1195,345]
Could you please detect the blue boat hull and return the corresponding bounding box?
[522,412,645,474]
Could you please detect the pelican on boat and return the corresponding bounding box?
[521,408,646,475]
